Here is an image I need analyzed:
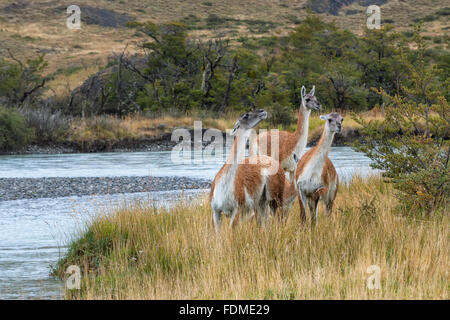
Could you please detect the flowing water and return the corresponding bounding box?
[0,147,375,299]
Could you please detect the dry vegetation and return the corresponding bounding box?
[55,175,449,299]
[1,0,448,93]
[67,113,236,146]
[65,108,383,147]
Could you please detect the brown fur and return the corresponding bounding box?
[283,178,297,205]
[294,147,315,182]
[266,164,287,214]
[234,159,264,206]
[210,153,284,228]
[275,176,297,219]
[254,108,306,163]
[294,126,339,222]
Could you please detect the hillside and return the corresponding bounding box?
[1,0,448,94]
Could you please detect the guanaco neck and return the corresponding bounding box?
[312,124,335,167]
[293,101,311,153]
[224,128,251,179]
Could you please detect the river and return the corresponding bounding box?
[0,147,375,299]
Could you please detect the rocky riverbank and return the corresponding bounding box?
[3,137,178,155]
[0,176,212,201]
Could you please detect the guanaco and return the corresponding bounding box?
[294,112,343,223]
[210,109,284,230]
[250,86,321,181]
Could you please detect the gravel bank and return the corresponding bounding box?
[3,139,177,155]
[0,176,212,201]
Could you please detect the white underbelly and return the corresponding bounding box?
[211,177,236,216]
[296,164,323,195]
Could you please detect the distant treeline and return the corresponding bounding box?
[78,15,449,118]
[0,15,448,150]
[1,15,449,117]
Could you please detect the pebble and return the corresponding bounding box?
[0,176,212,201]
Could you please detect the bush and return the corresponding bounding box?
[436,7,450,16]
[0,54,47,107]
[267,103,294,127]
[18,107,69,144]
[0,106,35,152]
[396,155,449,213]
[206,14,227,28]
[353,30,449,215]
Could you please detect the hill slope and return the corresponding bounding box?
[1,0,448,93]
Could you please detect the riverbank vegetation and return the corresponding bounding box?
[1,14,448,153]
[353,28,449,215]
[53,175,449,299]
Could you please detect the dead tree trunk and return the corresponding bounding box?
[220,55,238,112]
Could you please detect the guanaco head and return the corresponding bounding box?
[231,109,267,135]
[320,112,344,134]
[301,85,321,111]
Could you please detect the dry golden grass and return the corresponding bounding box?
[66,109,381,146]
[1,0,447,93]
[68,114,237,144]
[56,175,449,299]
[46,65,103,97]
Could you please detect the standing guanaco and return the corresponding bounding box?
[250,86,321,181]
[210,109,284,230]
[294,113,343,223]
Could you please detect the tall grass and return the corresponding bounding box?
[54,175,448,299]
[68,113,237,145]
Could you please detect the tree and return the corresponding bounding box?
[128,21,203,113]
[353,27,449,214]
[357,26,407,105]
[321,61,368,111]
[0,51,48,107]
[0,106,35,152]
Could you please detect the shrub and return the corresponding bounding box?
[436,7,450,16]
[267,103,294,127]
[0,106,35,152]
[18,107,69,144]
[0,54,48,107]
[206,14,227,28]
[353,29,449,215]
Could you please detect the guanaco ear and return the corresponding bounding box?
[310,85,315,96]
[301,86,306,99]
[231,120,240,136]
[320,115,327,121]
